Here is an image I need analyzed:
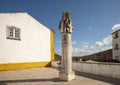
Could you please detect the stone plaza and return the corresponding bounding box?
[0,67,120,85]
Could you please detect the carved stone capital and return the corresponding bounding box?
[59,12,73,33]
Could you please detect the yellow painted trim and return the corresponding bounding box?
[50,30,54,61]
[0,62,51,71]
[0,30,54,71]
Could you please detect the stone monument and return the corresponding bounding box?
[59,12,75,81]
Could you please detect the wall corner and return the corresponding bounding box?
[50,30,54,61]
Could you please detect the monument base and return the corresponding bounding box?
[59,71,75,81]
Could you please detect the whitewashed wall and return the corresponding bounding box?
[0,13,51,63]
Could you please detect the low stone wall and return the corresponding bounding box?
[51,61,120,79]
[73,62,120,79]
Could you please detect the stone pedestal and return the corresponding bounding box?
[59,12,75,81]
[59,71,75,81]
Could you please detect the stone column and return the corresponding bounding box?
[59,12,75,81]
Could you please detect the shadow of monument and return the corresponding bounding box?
[0,78,64,85]
[75,71,120,85]
[1,71,120,85]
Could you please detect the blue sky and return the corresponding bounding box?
[0,0,120,56]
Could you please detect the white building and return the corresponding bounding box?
[112,30,120,61]
[0,12,54,71]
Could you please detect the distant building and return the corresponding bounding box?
[112,30,120,61]
[80,49,113,62]
[0,12,54,71]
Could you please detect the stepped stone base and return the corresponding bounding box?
[59,71,75,81]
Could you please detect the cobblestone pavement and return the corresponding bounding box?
[0,67,120,85]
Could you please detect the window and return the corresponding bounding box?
[115,56,119,60]
[114,32,119,39]
[114,44,119,50]
[15,29,20,38]
[7,26,21,40]
[9,28,14,37]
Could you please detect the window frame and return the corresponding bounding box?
[114,43,119,50]
[7,26,21,40]
[114,32,119,39]
[115,56,119,60]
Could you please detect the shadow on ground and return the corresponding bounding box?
[0,71,120,85]
[0,78,63,85]
[75,71,120,85]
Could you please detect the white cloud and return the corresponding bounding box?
[90,45,95,49]
[72,38,112,56]
[84,45,88,48]
[56,35,112,56]
[95,42,103,47]
[94,35,112,48]
[72,48,93,56]
[83,42,89,48]
[55,48,61,55]
[101,46,112,51]
[83,42,88,45]
[102,35,112,45]
[112,23,120,32]
[72,48,81,56]
[88,27,93,30]
[72,40,77,45]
